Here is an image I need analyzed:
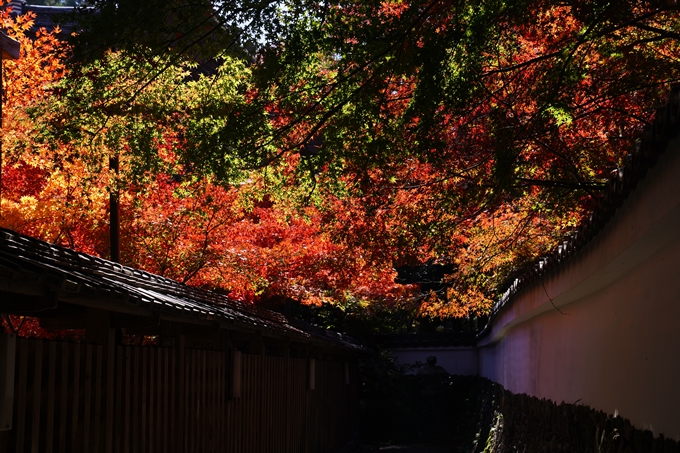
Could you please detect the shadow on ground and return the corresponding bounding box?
[359,371,489,453]
[357,444,450,452]
[358,371,680,453]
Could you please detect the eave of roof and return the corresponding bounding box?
[0,228,364,352]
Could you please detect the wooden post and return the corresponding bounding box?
[308,358,316,391]
[231,350,242,398]
[109,155,120,262]
[0,333,16,431]
[177,334,185,451]
[105,328,116,453]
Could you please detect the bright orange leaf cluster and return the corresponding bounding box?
[0,7,415,321]
[2,0,679,327]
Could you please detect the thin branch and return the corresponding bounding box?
[542,281,568,315]
[515,178,606,191]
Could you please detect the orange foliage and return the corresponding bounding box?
[3,1,678,325]
[0,8,413,313]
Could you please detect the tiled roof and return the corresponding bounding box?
[7,2,81,37]
[0,227,363,350]
[480,86,680,337]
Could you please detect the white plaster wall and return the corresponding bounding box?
[478,136,680,440]
[389,346,478,376]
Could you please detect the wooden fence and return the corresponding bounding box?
[1,337,359,453]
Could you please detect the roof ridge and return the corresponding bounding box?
[0,226,297,335]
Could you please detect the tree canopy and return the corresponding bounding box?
[2,0,680,330]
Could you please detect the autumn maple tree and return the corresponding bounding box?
[1,5,414,337]
[3,0,680,333]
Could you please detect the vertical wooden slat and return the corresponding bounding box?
[271,357,276,453]
[15,339,28,453]
[216,351,221,451]
[286,357,292,453]
[268,356,273,453]
[292,358,298,453]
[123,347,131,453]
[156,349,163,453]
[276,357,280,451]
[195,349,200,453]
[177,336,185,453]
[93,344,104,453]
[206,351,211,453]
[291,357,295,453]
[242,354,248,453]
[210,351,222,452]
[204,351,209,452]
[275,357,279,453]
[241,366,245,452]
[247,354,253,453]
[255,354,260,452]
[164,348,171,453]
[186,350,192,453]
[114,346,124,453]
[188,350,194,453]
[141,347,148,453]
[234,352,239,453]
[211,352,218,452]
[270,357,275,453]
[199,350,204,453]
[132,347,140,453]
[244,354,249,452]
[277,357,281,453]
[286,358,291,453]
[254,354,259,453]
[220,351,228,451]
[200,350,205,453]
[201,350,207,453]
[208,350,212,453]
[213,351,217,452]
[58,342,69,453]
[45,342,57,453]
[263,356,267,452]
[194,349,198,453]
[70,343,81,453]
[148,347,154,453]
[82,345,93,452]
[227,354,232,453]
[195,349,200,452]
[169,346,176,453]
[269,356,273,452]
[192,349,197,453]
[260,355,265,452]
[214,352,220,452]
[227,351,233,453]
[276,357,281,453]
[30,340,43,453]
[284,358,289,453]
[105,330,116,453]
[249,354,254,453]
[185,349,191,453]
[264,356,269,452]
